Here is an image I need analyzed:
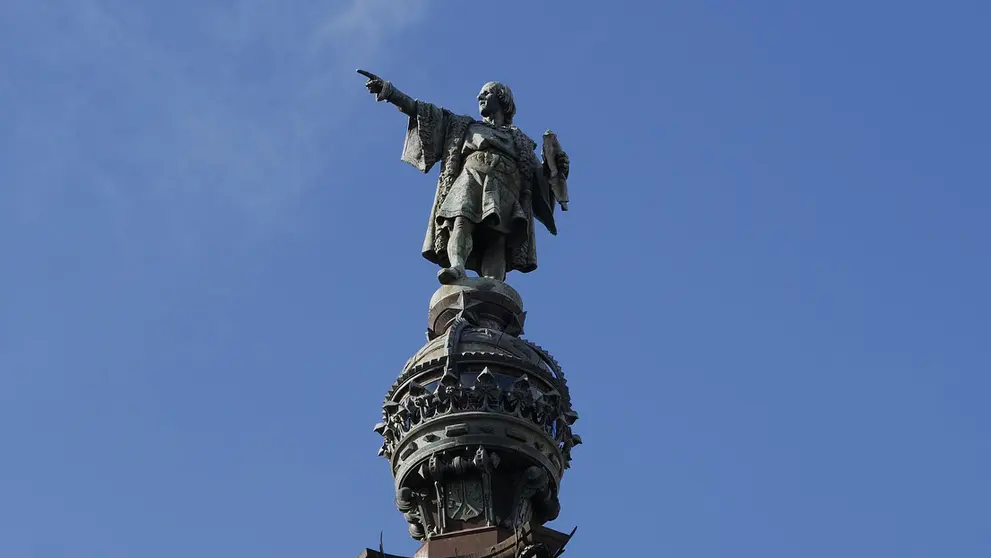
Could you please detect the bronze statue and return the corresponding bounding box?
[358,70,570,284]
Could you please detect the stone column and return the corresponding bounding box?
[369,278,581,558]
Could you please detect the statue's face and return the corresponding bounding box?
[477,84,501,118]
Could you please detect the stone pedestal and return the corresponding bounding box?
[371,278,581,557]
[412,524,575,558]
[357,524,574,558]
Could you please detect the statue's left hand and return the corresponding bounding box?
[555,152,570,178]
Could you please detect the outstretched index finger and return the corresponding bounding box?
[356,69,381,81]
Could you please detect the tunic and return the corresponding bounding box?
[400,101,558,275]
[435,123,528,235]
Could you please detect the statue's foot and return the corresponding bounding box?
[437,266,465,284]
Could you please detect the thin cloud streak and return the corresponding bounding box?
[1,0,431,249]
[316,0,430,52]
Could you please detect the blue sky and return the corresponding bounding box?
[1,1,989,556]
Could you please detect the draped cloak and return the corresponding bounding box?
[401,100,558,275]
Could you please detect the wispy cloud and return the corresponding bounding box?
[316,0,430,52]
[0,0,431,251]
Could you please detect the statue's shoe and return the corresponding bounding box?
[437,266,465,284]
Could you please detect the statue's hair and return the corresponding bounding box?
[482,81,516,125]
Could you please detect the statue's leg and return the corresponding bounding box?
[448,216,474,270]
[439,216,474,284]
[480,233,507,282]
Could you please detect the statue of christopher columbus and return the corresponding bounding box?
[358,69,570,284]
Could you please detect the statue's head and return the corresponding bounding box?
[478,81,516,125]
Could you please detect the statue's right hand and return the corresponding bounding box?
[357,69,385,96]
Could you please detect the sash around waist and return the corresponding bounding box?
[463,150,518,174]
